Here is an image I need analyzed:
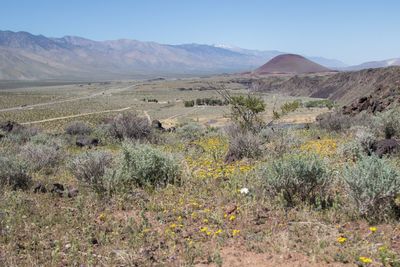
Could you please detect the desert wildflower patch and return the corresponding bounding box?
[300,138,337,157]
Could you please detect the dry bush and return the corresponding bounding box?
[224,124,262,163]
[108,112,152,140]
[69,151,113,193]
[20,143,64,172]
[65,121,92,135]
[316,112,351,132]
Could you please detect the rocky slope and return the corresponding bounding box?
[252,66,400,104]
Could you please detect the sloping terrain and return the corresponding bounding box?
[252,66,400,104]
[254,54,332,74]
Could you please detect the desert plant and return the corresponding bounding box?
[108,112,152,140]
[224,124,262,163]
[377,108,400,139]
[20,143,64,172]
[259,153,330,207]
[65,121,92,135]
[0,156,32,190]
[281,100,301,115]
[106,143,181,191]
[316,112,351,132]
[267,128,302,157]
[184,100,195,107]
[216,87,265,131]
[69,151,113,193]
[176,123,205,141]
[343,155,400,221]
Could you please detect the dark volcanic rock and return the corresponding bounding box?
[152,120,165,131]
[0,121,23,133]
[342,86,400,116]
[76,136,99,147]
[50,183,65,197]
[67,187,79,198]
[370,139,399,157]
[33,182,47,193]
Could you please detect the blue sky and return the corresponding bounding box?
[1,0,399,64]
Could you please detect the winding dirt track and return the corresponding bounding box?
[0,84,138,113]
[21,107,132,125]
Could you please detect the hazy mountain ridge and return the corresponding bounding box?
[0,30,349,80]
[0,30,397,80]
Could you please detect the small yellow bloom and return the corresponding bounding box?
[337,237,347,244]
[232,229,240,236]
[215,229,223,235]
[359,256,372,264]
[369,227,377,233]
[170,223,177,229]
[200,226,208,233]
[98,213,106,222]
[206,231,212,236]
[203,219,209,223]
[223,213,228,218]
[229,215,236,221]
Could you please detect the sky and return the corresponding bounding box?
[0,0,399,65]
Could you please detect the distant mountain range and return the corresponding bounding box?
[344,58,400,71]
[0,30,398,80]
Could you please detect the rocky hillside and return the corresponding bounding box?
[252,66,400,104]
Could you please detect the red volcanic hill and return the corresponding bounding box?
[254,54,332,74]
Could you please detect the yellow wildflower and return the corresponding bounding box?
[203,219,209,223]
[232,229,240,236]
[337,237,347,244]
[229,215,236,221]
[359,256,372,264]
[369,226,377,233]
[170,223,177,229]
[215,229,223,235]
[200,226,208,233]
[98,213,106,222]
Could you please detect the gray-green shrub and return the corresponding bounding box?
[69,151,113,193]
[343,155,400,221]
[20,143,64,172]
[106,143,181,191]
[0,156,31,190]
[176,123,205,141]
[259,153,330,207]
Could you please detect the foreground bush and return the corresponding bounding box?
[108,112,152,140]
[106,143,181,191]
[20,143,64,172]
[224,124,262,163]
[65,121,92,135]
[0,156,31,190]
[259,154,330,207]
[343,155,400,221]
[69,151,113,193]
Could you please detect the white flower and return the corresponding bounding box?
[240,188,249,194]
